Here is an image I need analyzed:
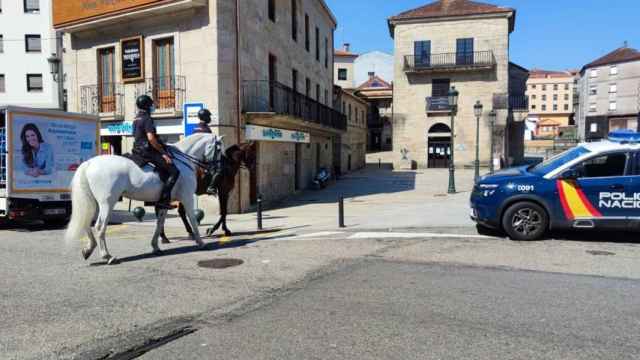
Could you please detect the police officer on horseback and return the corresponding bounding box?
[132,95,179,210]
[193,109,213,134]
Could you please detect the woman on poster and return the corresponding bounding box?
[20,123,54,177]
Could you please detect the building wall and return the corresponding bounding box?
[391,15,511,168]
[353,51,394,87]
[527,75,575,115]
[0,0,60,108]
[578,60,640,139]
[334,56,356,89]
[340,92,367,173]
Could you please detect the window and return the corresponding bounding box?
[0,74,4,92]
[553,94,558,101]
[291,0,297,40]
[610,65,618,76]
[564,104,569,111]
[590,69,598,78]
[25,34,41,52]
[609,84,617,93]
[348,103,352,120]
[316,84,320,102]
[291,68,298,93]
[324,89,328,106]
[456,38,474,65]
[0,35,3,53]
[553,104,558,111]
[565,83,570,90]
[542,84,547,91]
[564,94,569,101]
[98,47,116,112]
[338,68,347,81]
[589,85,597,95]
[609,101,617,111]
[553,84,558,91]
[414,40,431,66]
[153,38,176,109]
[26,74,42,92]
[315,27,319,61]
[268,0,275,22]
[531,104,537,110]
[305,78,310,97]
[541,104,547,111]
[531,94,536,100]
[24,0,39,12]
[542,94,547,101]
[575,153,627,178]
[589,103,596,112]
[304,14,309,52]
[532,84,536,89]
[342,101,345,114]
[324,37,328,68]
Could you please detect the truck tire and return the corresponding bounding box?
[502,202,548,241]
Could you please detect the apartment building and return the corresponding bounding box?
[577,45,640,141]
[334,43,358,89]
[355,73,393,151]
[55,0,342,212]
[388,0,528,169]
[0,0,61,109]
[526,69,577,139]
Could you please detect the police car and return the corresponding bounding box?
[470,130,640,240]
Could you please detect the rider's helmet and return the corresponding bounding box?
[136,95,154,112]
[198,109,212,124]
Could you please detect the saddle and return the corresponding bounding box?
[123,153,148,168]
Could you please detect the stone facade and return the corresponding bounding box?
[57,0,340,212]
[334,44,357,89]
[339,90,368,173]
[389,13,518,169]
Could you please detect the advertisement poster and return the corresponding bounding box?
[121,36,144,82]
[11,113,97,192]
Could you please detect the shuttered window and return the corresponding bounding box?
[27,74,43,92]
[25,35,41,52]
[24,0,39,12]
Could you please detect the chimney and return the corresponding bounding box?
[368,72,375,80]
[343,43,350,52]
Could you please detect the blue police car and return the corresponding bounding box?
[470,130,640,240]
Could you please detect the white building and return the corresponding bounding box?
[0,0,61,109]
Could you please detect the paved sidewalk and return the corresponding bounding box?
[114,165,479,235]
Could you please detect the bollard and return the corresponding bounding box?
[378,158,381,168]
[338,196,345,228]
[257,195,263,230]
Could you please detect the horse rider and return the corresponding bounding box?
[193,109,213,134]
[132,95,179,210]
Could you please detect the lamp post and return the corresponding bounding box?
[489,110,497,173]
[47,54,64,110]
[473,101,483,181]
[447,86,459,194]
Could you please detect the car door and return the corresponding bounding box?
[556,151,631,229]
[628,151,640,230]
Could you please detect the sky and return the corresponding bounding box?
[325,0,640,71]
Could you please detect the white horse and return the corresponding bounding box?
[65,133,220,265]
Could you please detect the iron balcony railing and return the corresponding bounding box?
[404,51,496,72]
[136,76,186,113]
[80,82,125,119]
[0,127,6,188]
[426,96,452,112]
[242,80,347,131]
[493,93,529,112]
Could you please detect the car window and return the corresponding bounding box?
[529,146,590,175]
[633,152,640,175]
[574,152,628,178]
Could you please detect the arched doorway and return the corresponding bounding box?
[427,123,451,168]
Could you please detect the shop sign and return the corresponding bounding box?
[245,125,310,143]
[121,36,144,83]
[103,122,133,136]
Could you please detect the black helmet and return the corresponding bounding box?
[136,95,154,112]
[198,109,212,124]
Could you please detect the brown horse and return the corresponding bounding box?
[159,142,256,242]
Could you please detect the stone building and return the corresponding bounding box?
[526,69,578,139]
[355,73,393,151]
[576,45,640,141]
[336,88,368,173]
[54,0,343,212]
[334,43,358,89]
[388,0,528,170]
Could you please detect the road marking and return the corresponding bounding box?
[294,231,345,238]
[219,236,231,244]
[348,232,493,240]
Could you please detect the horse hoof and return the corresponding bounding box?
[224,231,232,237]
[161,237,171,244]
[152,249,164,256]
[82,248,93,261]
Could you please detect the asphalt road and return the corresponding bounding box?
[141,261,640,360]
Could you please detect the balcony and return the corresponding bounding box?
[426,96,452,113]
[493,94,529,112]
[80,83,125,121]
[242,80,347,131]
[404,51,496,74]
[136,76,186,118]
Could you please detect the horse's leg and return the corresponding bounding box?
[152,208,168,255]
[206,196,223,237]
[95,200,119,265]
[82,229,98,261]
[181,196,205,248]
[220,193,232,237]
[178,203,195,239]
[155,207,171,244]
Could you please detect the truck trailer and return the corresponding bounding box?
[0,106,99,224]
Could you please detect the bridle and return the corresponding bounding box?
[168,138,221,172]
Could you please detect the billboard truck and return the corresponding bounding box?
[0,106,99,224]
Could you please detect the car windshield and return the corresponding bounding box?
[529,146,591,175]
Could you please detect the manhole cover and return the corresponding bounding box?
[197,258,244,269]
[586,250,616,256]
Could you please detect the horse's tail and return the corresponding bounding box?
[65,161,96,245]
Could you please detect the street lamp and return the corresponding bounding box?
[473,101,483,181]
[489,110,497,173]
[47,54,64,110]
[447,86,459,194]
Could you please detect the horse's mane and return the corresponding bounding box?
[174,133,217,153]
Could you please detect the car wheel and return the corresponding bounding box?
[502,202,548,241]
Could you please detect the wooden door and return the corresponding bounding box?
[153,38,175,110]
[97,47,115,113]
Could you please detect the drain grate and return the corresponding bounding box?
[197,258,244,269]
[586,250,616,256]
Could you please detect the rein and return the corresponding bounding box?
[168,146,214,170]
